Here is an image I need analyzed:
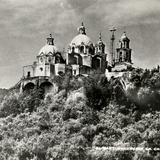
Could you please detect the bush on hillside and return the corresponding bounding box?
[84,76,111,110]
[0,88,44,118]
[0,93,20,117]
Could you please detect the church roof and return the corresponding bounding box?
[38,44,58,56]
[38,34,58,56]
[70,22,93,46]
[70,34,92,46]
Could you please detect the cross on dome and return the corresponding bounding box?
[77,22,86,35]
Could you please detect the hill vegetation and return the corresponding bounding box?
[0,68,160,159]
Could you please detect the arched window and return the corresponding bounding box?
[127,41,130,48]
[119,52,122,62]
[74,55,78,64]
[73,70,76,75]
[72,47,75,53]
[122,42,125,48]
[80,46,84,53]
[89,47,93,54]
[48,57,52,63]
[124,42,127,48]
[99,45,101,51]
[126,53,128,61]
[27,71,30,78]
[56,57,60,63]
[55,53,61,63]
[97,57,101,69]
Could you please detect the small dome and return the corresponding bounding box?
[38,34,58,56]
[120,32,130,41]
[70,34,92,46]
[38,44,58,56]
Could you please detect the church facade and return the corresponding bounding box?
[23,34,65,79]
[20,23,133,92]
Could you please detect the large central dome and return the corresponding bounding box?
[71,34,92,46]
[70,22,93,46]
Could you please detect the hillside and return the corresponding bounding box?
[0,68,160,160]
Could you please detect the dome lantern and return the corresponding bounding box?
[47,34,54,45]
[77,22,86,35]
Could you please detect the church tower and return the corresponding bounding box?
[95,32,105,55]
[92,33,106,72]
[115,32,132,64]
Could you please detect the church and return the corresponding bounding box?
[20,23,133,92]
[67,22,106,76]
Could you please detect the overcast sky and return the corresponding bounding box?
[0,0,160,88]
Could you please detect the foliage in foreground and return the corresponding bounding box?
[0,68,160,159]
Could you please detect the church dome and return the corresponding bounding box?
[38,34,58,56]
[70,22,93,46]
[38,44,58,56]
[70,34,92,46]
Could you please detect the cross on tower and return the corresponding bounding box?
[110,27,116,40]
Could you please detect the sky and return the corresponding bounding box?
[0,0,160,88]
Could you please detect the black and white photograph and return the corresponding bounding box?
[0,0,160,159]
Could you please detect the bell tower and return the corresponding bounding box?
[115,32,132,64]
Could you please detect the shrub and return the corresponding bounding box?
[0,93,20,117]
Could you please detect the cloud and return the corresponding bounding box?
[0,0,78,37]
[0,0,159,38]
[84,0,160,27]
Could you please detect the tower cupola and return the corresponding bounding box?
[119,32,130,48]
[95,32,105,54]
[120,32,130,42]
